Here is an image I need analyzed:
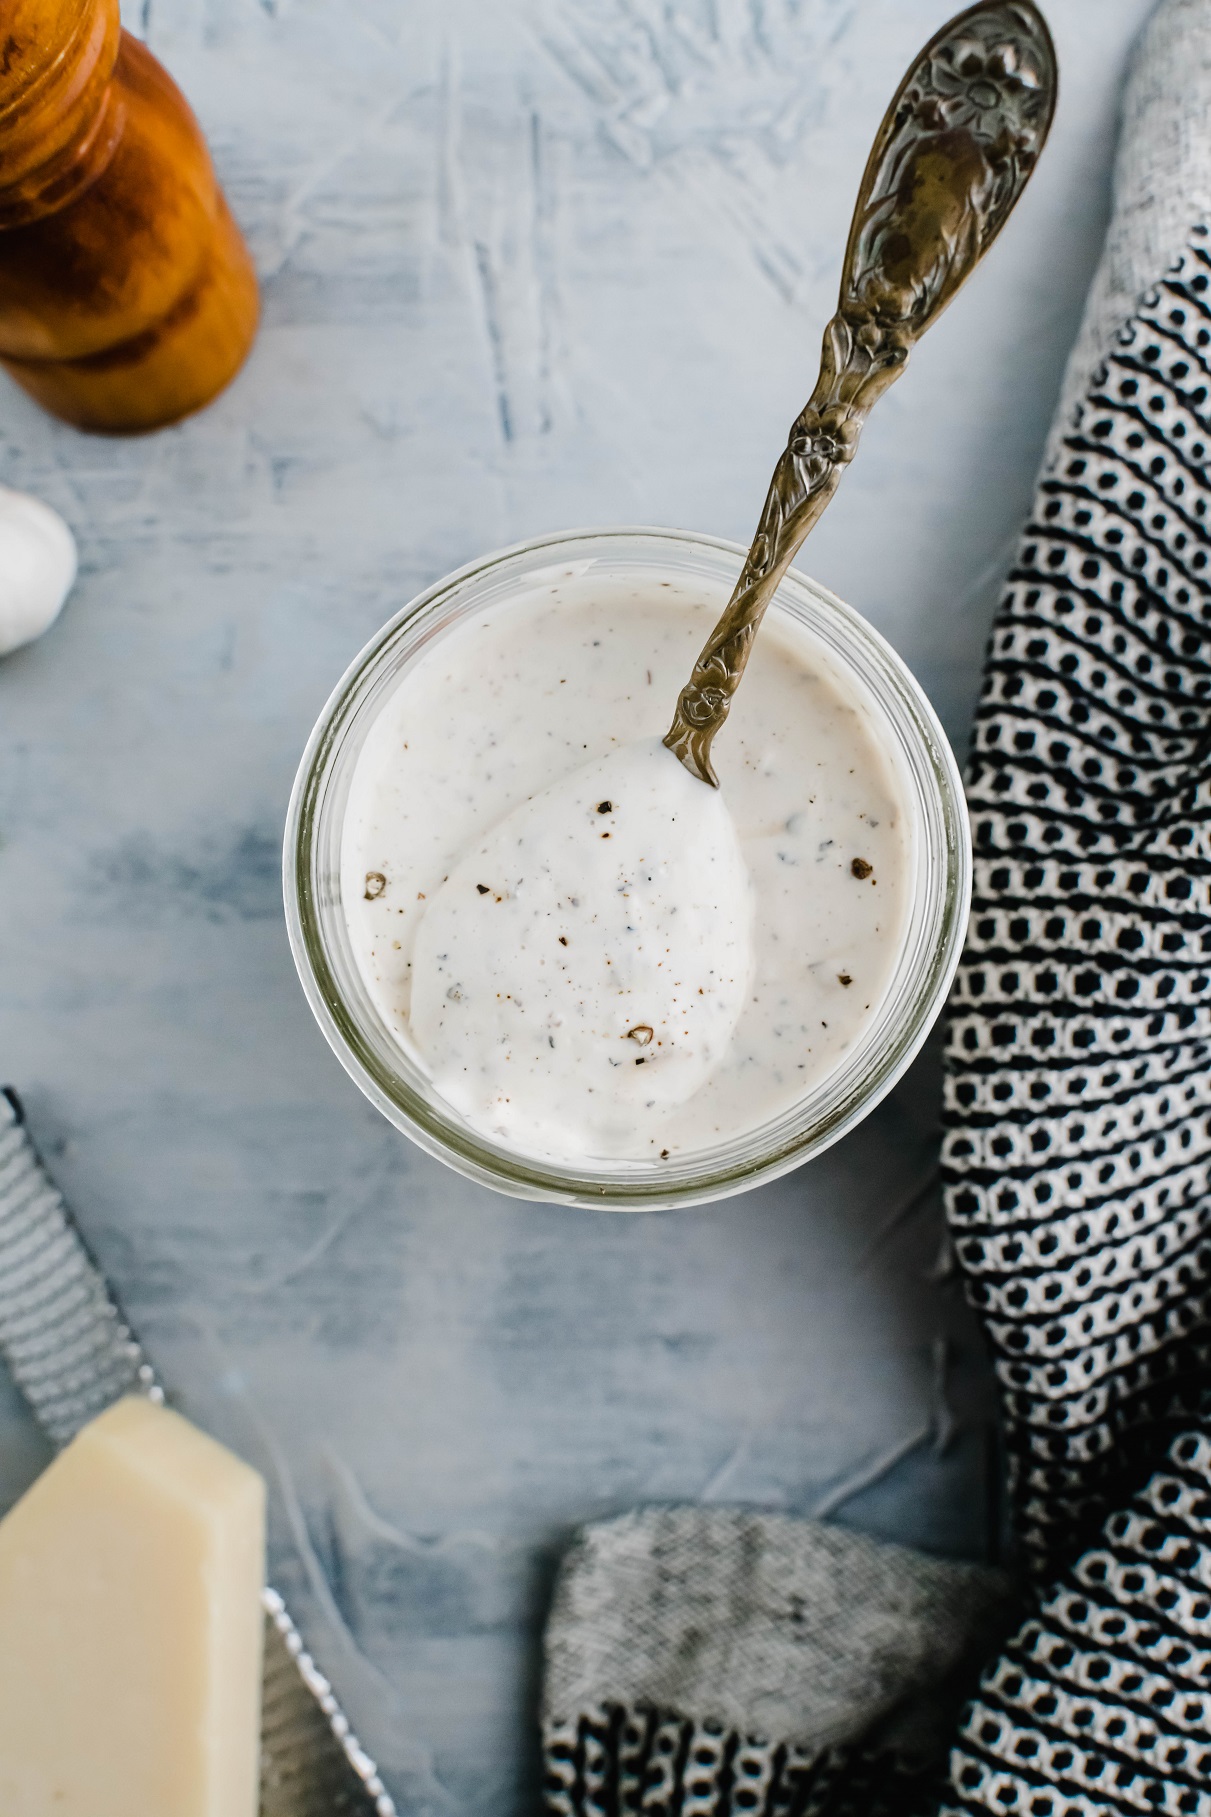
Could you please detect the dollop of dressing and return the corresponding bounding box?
[410,739,753,1158]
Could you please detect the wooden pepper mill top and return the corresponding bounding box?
[0,0,259,433]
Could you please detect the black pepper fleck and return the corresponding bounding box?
[851,858,873,880]
[838,973,852,987]
[596,800,612,813]
[476,883,490,894]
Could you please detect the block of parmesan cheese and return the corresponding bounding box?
[0,1395,265,1817]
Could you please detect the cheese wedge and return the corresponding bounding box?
[0,1395,265,1817]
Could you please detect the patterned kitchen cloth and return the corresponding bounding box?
[540,1,1211,1812]
[542,1511,1018,1815]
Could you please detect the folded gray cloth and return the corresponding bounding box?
[539,3,1211,1813]
[544,1510,1015,1757]
[543,1510,1016,1812]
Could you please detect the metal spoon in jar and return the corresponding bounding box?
[664,0,1057,786]
[407,0,1057,1157]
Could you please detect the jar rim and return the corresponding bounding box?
[284,526,971,1210]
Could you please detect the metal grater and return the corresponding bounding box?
[0,1087,397,1817]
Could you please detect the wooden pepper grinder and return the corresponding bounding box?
[0,0,259,434]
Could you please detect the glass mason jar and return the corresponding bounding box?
[284,528,971,1210]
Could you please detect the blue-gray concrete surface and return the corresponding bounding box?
[0,2,1156,1809]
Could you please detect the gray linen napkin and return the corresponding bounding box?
[543,1508,1016,1811]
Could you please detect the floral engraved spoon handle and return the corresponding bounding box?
[664,0,1057,786]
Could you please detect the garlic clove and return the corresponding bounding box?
[0,484,77,657]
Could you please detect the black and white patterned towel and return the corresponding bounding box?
[540,3,1211,1812]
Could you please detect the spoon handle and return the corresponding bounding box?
[665,0,1057,786]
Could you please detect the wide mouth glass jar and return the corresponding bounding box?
[284,528,971,1210]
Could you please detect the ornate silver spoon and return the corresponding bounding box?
[664,0,1057,786]
[402,2,1058,1160]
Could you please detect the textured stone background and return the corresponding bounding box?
[0,1,1156,1810]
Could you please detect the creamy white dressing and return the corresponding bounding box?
[342,572,914,1163]
[410,738,753,1158]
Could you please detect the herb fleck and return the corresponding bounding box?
[850,857,873,880]
[838,973,852,987]
[364,871,387,900]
